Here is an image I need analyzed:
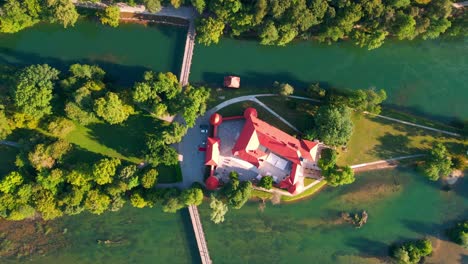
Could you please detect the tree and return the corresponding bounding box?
[0,171,23,193]
[278,83,294,97]
[309,105,354,146]
[390,239,433,264]
[144,137,179,166]
[0,110,15,140]
[318,148,337,171]
[84,190,111,215]
[258,176,273,190]
[348,88,387,114]
[422,142,452,181]
[13,64,60,120]
[170,0,182,8]
[47,0,79,28]
[191,0,206,14]
[28,141,71,170]
[130,192,149,208]
[351,30,388,50]
[181,188,204,206]
[94,92,134,124]
[259,21,279,45]
[196,17,225,46]
[0,0,39,33]
[324,166,355,187]
[47,117,76,138]
[393,11,416,40]
[446,220,468,248]
[100,5,120,27]
[141,169,158,189]
[34,189,63,220]
[92,158,121,185]
[209,195,228,224]
[162,197,184,213]
[143,0,162,13]
[227,181,252,209]
[162,122,188,144]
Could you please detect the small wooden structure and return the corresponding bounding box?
[224,76,240,89]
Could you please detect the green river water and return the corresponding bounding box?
[0,21,467,263]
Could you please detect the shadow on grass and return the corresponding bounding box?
[86,114,169,160]
[371,133,419,158]
[345,237,389,257]
[179,208,203,264]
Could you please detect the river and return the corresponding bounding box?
[0,21,466,263]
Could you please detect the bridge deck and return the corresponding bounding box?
[188,205,212,264]
[179,20,195,86]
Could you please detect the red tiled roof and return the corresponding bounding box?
[205,176,219,190]
[205,137,220,166]
[232,110,319,166]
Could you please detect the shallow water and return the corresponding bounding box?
[199,169,467,263]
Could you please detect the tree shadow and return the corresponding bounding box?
[86,114,169,160]
[371,132,419,159]
[345,237,389,257]
[179,208,203,264]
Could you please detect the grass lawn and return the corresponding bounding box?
[251,189,273,200]
[217,100,297,135]
[207,85,309,109]
[62,113,181,183]
[257,96,320,132]
[380,108,462,134]
[281,180,327,202]
[337,113,467,166]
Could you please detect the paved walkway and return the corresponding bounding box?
[350,154,425,172]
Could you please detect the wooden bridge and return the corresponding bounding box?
[188,205,212,264]
[179,19,196,87]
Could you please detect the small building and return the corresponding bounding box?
[224,76,240,89]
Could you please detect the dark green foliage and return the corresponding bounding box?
[99,5,120,27]
[323,166,355,187]
[196,17,225,46]
[224,172,252,209]
[141,169,158,189]
[422,142,452,181]
[308,105,353,146]
[446,220,468,248]
[390,239,433,264]
[258,176,273,190]
[144,137,179,167]
[12,64,60,121]
[0,0,40,33]
[347,88,387,114]
[94,92,134,124]
[318,148,337,171]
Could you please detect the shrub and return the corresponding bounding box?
[258,176,273,190]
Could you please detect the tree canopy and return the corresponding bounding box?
[308,105,354,146]
[94,92,134,124]
[100,5,120,27]
[422,142,452,181]
[12,64,60,120]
